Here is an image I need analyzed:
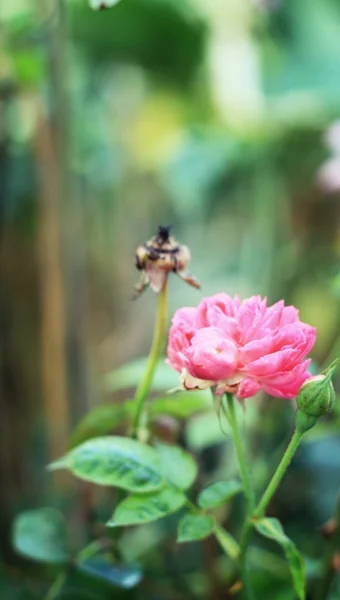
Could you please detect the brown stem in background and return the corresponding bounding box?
[35,98,69,471]
[34,0,71,483]
[35,0,96,544]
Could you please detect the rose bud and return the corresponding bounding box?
[295,359,338,433]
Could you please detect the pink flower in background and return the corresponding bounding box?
[166,294,316,399]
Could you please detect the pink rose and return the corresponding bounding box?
[166,294,316,399]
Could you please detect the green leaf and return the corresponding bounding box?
[70,404,130,448]
[186,412,229,450]
[214,526,239,560]
[104,359,178,393]
[198,480,242,509]
[12,51,45,86]
[150,391,211,419]
[12,508,68,564]
[254,518,306,600]
[77,558,142,589]
[156,442,197,490]
[49,437,163,493]
[108,486,186,526]
[177,514,216,543]
[118,523,165,562]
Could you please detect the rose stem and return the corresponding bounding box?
[225,393,255,599]
[131,280,168,439]
[240,428,303,599]
[225,393,255,515]
[253,429,303,519]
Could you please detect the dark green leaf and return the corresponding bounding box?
[156,442,197,490]
[70,404,129,448]
[12,508,68,564]
[49,437,163,493]
[177,514,216,543]
[198,480,242,509]
[150,391,210,419]
[254,518,306,600]
[77,558,142,589]
[108,486,186,526]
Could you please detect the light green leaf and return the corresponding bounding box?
[118,523,166,562]
[156,442,197,490]
[198,480,242,509]
[214,525,239,560]
[70,404,130,448]
[185,412,229,450]
[13,508,68,564]
[12,51,44,86]
[104,359,178,393]
[150,391,211,419]
[49,436,163,493]
[254,518,306,600]
[108,486,186,526]
[177,514,216,543]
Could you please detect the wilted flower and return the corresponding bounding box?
[134,226,200,297]
[166,294,316,399]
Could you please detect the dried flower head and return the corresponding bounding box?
[134,226,200,297]
[166,294,316,399]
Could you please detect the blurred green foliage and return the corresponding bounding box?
[1,0,340,598]
[71,0,206,87]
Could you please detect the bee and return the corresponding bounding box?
[134,226,201,297]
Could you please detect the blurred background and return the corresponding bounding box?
[1,0,340,598]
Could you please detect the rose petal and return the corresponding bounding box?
[166,293,316,400]
[184,327,238,381]
[236,379,262,399]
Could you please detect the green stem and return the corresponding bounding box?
[131,281,168,438]
[225,394,255,515]
[76,538,111,563]
[235,428,303,599]
[225,394,255,599]
[44,572,67,600]
[254,429,303,519]
[239,521,255,600]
